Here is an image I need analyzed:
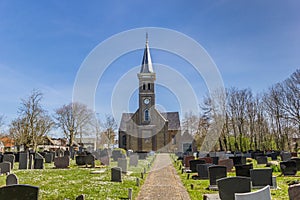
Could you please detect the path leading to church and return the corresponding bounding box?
[136,153,191,200]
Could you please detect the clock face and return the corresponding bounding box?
[144,98,150,104]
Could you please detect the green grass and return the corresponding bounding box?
[171,155,300,200]
[0,156,155,200]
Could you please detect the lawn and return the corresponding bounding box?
[0,155,155,200]
[171,155,300,200]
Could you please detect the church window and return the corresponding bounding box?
[122,135,126,146]
[143,84,146,90]
[144,109,149,121]
[148,83,151,90]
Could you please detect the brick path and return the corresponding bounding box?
[136,153,191,200]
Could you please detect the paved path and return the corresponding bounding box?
[136,153,191,200]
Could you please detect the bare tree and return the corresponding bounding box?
[9,90,54,151]
[99,114,117,149]
[54,102,94,146]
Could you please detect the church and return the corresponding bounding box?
[118,37,181,152]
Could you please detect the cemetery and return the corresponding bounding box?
[0,149,156,199]
[173,151,300,200]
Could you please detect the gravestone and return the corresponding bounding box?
[281,152,292,161]
[6,173,18,185]
[85,154,95,167]
[129,154,139,167]
[229,156,246,166]
[28,154,34,169]
[3,154,15,170]
[76,155,86,165]
[14,152,20,162]
[217,176,251,200]
[211,157,219,165]
[100,150,110,166]
[256,156,268,165]
[112,150,124,161]
[34,153,44,169]
[243,153,252,158]
[218,159,234,172]
[56,149,64,157]
[183,156,194,168]
[64,150,70,157]
[208,165,227,187]
[54,156,70,168]
[137,152,147,160]
[50,151,56,161]
[288,183,300,200]
[0,184,39,200]
[235,164,253,177]
[280,160,297,176]
[76,194,85,200]
[291,152,298,157]
[44,153,53,163]
[111,167,122,182]
[118,158,128,173]
[250,168,272,188]
[19,152,29,170]
[291,158,300,171]
[189,159,205,173]
[235,185,271,200]
[0,162,11,174]
[196,164,213,179]
[200,157,213,164]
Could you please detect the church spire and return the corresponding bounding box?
[140,33,154,73]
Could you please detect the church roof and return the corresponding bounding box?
[161,112,181,130]
[140,35,154,73]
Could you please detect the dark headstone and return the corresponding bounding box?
[235,164,253,177]
[208,165,227,186]
[250,168,273,187]
[217,176,251,200]
[0,184,39,200]
[54,156,70,168]
[291,158,300,171]
[229,156,246,166]
[3,154,15,170]
[211,157,219,165]
[85,154,95,167]
[76,155,86,165]
[44,153,53,163]
[111,167,122,182]
[189,159,205,173]
[14,152,20,162]
[34,153,44,169]
[200,157,213,164]
[76,194,85,200]
[112,150,124,161]
[19,152,28,170]
[0,162,11,174]
[196,164,213,179]
[288,183,300,200]
[281,152,292,161]
[280,160,297,176]
[6,173,18,185]
[256,156,268,165]
[64,150,70,157]
[183,155,194,168]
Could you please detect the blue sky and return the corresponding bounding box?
[0,1,299,133]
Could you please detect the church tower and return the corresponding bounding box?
[118,35,181,153]
[137,34,156,125]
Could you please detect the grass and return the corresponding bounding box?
[0,155,155,200]
[171,155,300,200]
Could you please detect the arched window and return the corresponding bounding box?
[144,109,149,121]
[148,83,151,90]
[143,84,146,90]
[122,135,126,146]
